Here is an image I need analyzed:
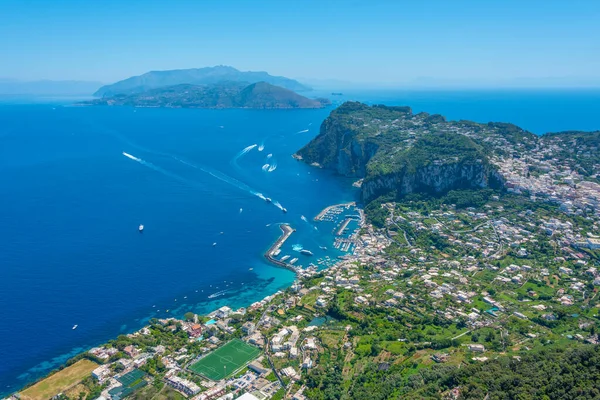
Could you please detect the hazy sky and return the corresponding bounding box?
[2,0,599,85]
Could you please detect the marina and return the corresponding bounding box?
[314,201,356,221]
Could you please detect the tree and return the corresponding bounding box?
[184,312,195,321]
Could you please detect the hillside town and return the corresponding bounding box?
[9,174,600,400]
[7,106,600,400]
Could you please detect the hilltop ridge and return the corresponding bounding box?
[94,65,311,97]
[296,101,600,203]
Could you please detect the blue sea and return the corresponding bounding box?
[1,88,599,395]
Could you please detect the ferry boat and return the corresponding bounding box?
[300,249,314,256]
[138,224,144,232]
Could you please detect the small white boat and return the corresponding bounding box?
[72,324,78,330]
[138,224,144,232]
[249,267,253,271]
[213,242,217,246]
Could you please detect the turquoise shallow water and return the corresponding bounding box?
[1,89,599,395]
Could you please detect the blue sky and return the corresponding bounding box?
[1,0,599,86]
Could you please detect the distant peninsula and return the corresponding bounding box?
[81,81,330,109]
[94,65,311,97]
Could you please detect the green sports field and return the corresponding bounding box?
[189,339,261,380]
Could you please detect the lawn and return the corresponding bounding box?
[189,339,260,380]
[20,359,98,400]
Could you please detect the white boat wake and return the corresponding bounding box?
[237,144,257,157]
[208,289,229,299]
[122,152,197,187]
[301,214,318,231]
[122,152,140,161]
[172,156,278,206]
[231,143,257,168]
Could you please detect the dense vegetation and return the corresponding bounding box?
[333,344,600,400]
[367,132,488,176]
[84,82,329,109]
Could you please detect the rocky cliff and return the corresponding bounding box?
[296,102,504,202]
[361,161,503,202]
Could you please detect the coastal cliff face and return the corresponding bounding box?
[296,102,505,202]
[361,162,503,202]
[297,115,379,176]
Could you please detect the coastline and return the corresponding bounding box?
[7,203,356,398]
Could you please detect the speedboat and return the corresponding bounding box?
[282,208,288,213]
[72,325,78,330]
[265,198,272,203]
[138,224,144,232]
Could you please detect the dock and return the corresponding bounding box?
[314,201,356,221]
[264,224,299,274]
[336,218,352,236]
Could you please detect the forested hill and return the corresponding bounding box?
[296,101,600,202]
[305,344,600,399]
[81,82,330,109]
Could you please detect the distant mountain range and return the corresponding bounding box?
[82,81,330,109]
[94,66,311,97]
[0,79,103,95]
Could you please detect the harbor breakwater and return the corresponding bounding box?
[264,224,299,274]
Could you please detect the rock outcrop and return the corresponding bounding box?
[296,102,504,202]
[361,161,503,202]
